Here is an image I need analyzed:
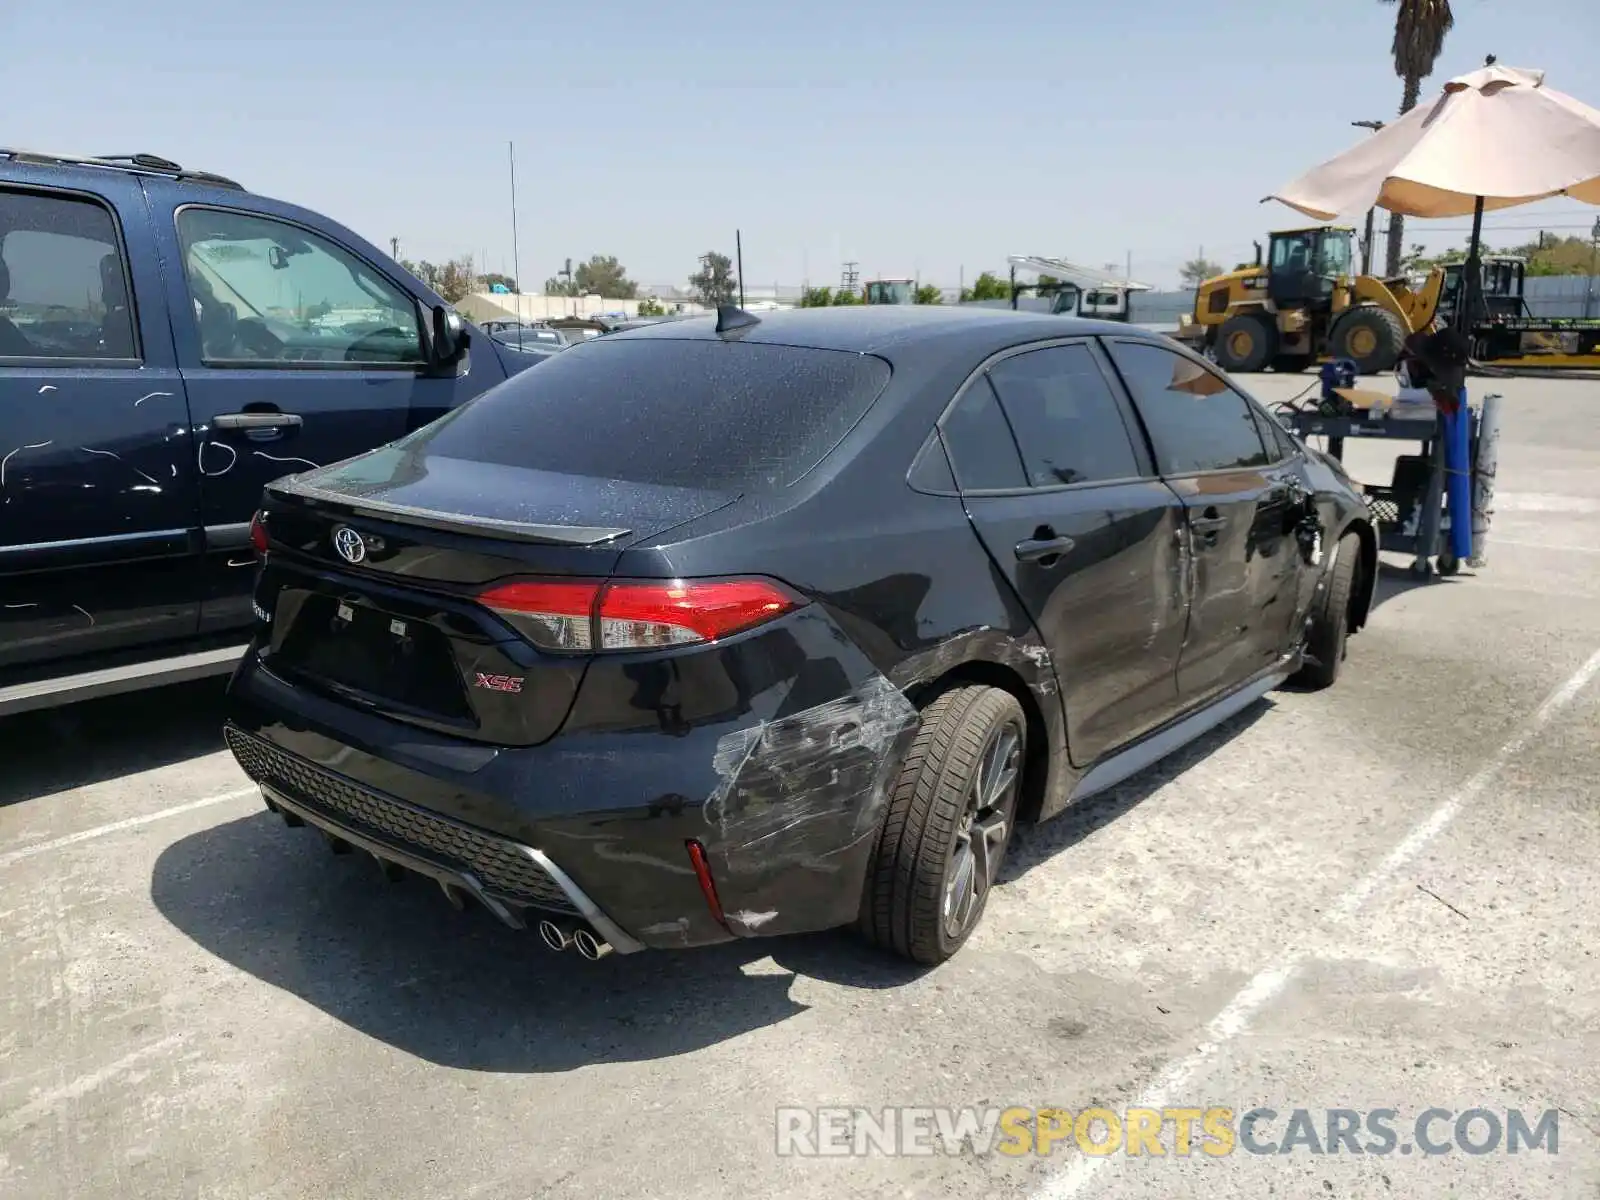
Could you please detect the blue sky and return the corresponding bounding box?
[7,0,1598,291]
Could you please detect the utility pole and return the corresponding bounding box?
[736,229,745,309]
[508,142,522,316]
[1352,120,1385,275]
[840,261,859,297]
[390,237,400,261]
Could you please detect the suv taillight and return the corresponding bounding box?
[479,577,802,652]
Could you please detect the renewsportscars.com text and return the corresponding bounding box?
[774,1106,1560,1159]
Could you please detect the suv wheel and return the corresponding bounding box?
[860,685,1026,964]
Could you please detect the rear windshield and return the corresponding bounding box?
[419,338,892,491]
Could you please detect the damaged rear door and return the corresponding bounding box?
[940,340,1188,766]
[0,175,200,673]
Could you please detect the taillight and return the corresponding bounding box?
[685,840,726,927]
[478,576,801,653]
[249,511,269,555]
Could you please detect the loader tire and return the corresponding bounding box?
[1327,306,1406,375]
[1214,313,1277,373]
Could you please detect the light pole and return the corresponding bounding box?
[1352,120,1385,275]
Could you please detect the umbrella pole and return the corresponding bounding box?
[1455,195,1486,333]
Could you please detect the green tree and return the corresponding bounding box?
[799,286,833,307]
[478,273,518,293]
[637,295,667,316]
[1510,234,1598,276]
[688,252,738,305]
[960,271,1010,302]
[1381,0,1455,274]
[832,287,862,305]
[1180,258,1223,286]
[401,259,441,291]
[913,284,943,305]
[575,255,637,299]
[436,257,476,304]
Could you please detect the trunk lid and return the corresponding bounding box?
[256,444,737,746]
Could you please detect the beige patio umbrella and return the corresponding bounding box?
[1264,62,1600,326]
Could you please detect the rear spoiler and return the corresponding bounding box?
[267,479,632,547]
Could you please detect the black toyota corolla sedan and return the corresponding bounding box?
[227,306,1376,964]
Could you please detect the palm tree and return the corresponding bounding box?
[1380,0,1455,275]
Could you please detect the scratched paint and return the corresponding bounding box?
[252,451,319,471]
[79,446,160,486]
[704,674,919,869]
[198,441,237,477]
[0,441,52,500]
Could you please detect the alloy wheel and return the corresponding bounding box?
[942,720,1022,939]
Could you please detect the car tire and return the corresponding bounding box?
[860,685,1026,965]
[1296,530,1362,689]
[1214,312,1277,373]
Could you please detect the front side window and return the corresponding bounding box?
[176,208,423,366]
[1105,341,1270,475]
[985,344,1142,487]
[0,189,137,361]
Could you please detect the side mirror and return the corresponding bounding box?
[431,305,466,365]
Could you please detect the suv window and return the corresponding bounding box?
[0,189,136,361]
[985,344,1142,486]
[940,376,1027,491]
[410,339,892,491]
[176,208,424,366]
[1105,341,1270,474]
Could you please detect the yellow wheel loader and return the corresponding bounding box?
[1174,227,1444,375]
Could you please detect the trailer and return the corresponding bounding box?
[1004,256,1152,323]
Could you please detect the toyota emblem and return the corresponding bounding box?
[332,526,367,564]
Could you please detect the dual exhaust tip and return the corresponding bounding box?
[538,918,612,960]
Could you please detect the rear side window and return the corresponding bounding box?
[0,188,137,361]
[985,344,1142,486]
[1104,341,1270,474]
[412,339,891,491]
[940,377,1027,491]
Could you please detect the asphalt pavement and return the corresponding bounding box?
[2,372,1597,1199]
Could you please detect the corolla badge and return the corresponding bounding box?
[332,526,367,564]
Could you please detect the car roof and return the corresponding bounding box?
[604,305,1167,359]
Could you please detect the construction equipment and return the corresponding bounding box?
[1004,256,1152,322]
[863,279,916,304]
[1174,226,1450,374]
[1177,228,1600,374]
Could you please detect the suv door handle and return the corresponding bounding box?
[1015,534,1076,562]
[213,412,303,431]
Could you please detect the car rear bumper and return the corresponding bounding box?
[225,626,920,951]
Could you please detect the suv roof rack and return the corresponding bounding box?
[0,148,244,191]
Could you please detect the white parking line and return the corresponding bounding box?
[0,787,258,870]
[1030,644,1600,1199]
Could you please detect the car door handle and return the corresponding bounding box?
[212,412,303,431]
[1015,535,1076,562]
[1189,513,1228,533]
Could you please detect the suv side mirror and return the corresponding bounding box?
[431,305,467,366]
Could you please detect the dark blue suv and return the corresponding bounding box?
[0,150,540,715]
